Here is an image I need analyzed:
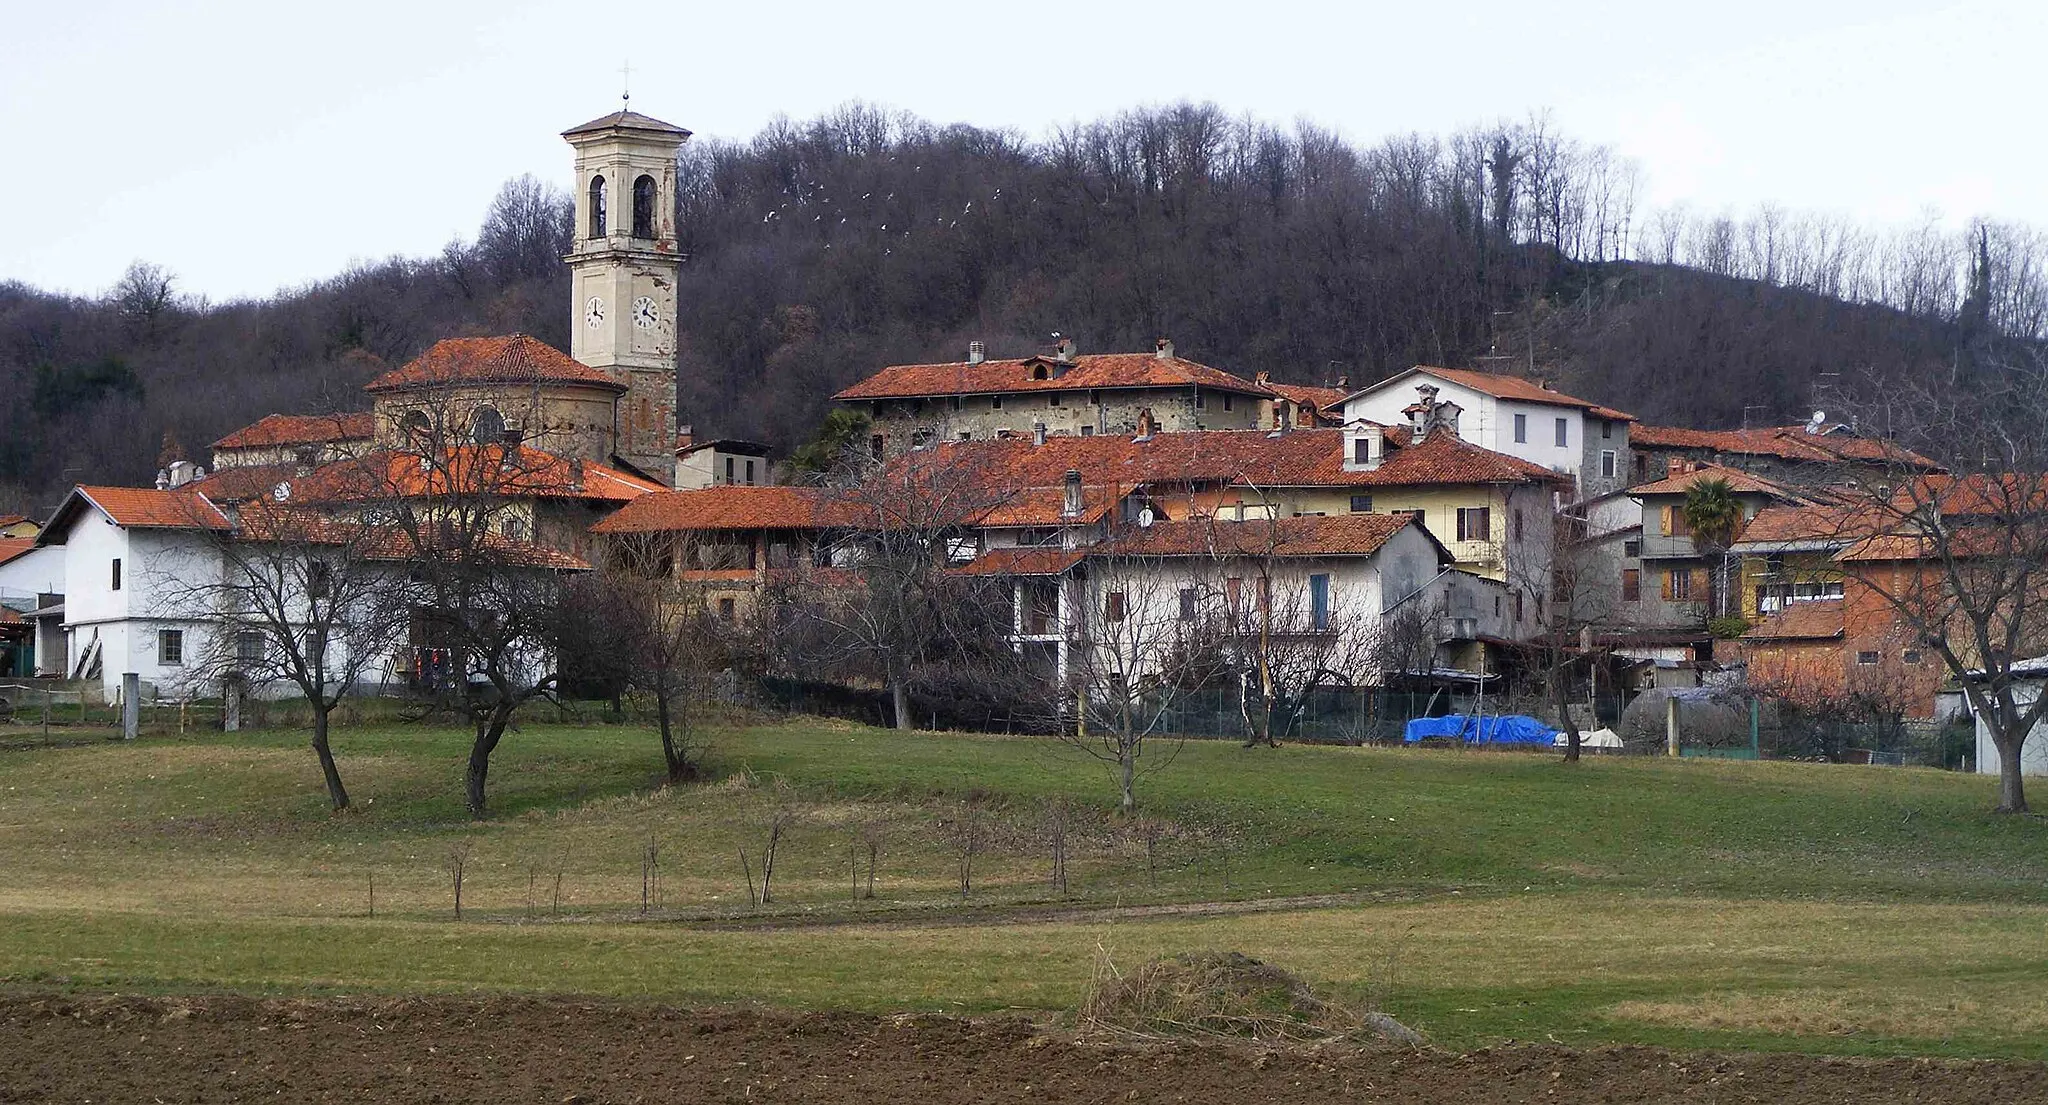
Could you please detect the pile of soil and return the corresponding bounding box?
[1081,950,1417,1044]
[2,994,2044,1104]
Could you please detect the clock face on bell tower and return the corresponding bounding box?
[563,105,691,483]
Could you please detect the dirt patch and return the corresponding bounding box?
[2,994,2044,1104]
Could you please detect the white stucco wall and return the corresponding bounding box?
[1975,681,2048,776]
[1343,371,1588,486]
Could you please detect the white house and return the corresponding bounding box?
[1340,366,1634,499]
[33,486,234,702]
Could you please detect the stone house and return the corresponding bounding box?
[834,338,1278,456]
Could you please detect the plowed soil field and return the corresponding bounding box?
[3,995,2044,1104]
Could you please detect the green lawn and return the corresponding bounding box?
[2,715,2046,1058]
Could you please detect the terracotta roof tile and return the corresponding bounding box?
[592,486,866,534]
[1631,423,1938,469]
[0,538,35,567]
[1730,503,1887,549]
[835,352,1275,401]
[211,412,374,450]
[1096,513,1424,559]
[972,486,1118,528]
[1744,599,1846,641]
[920,427,1566,492]
[365,335,626,394]
[276,448,662,506]
[1628,464,1803,499]
[1266,382,1351,413]
[73,486,231,530]
[951,547,1087,577]
[1359,366,1632,418]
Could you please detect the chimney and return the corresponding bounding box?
[1154,337,1173,361]
[967,340,986,365]
[154,468,170,491]
[1032,422,1047,447]
[1054,336,1076,364]
[675,424,693,452]
[1134,407,1156,440]
[1062,469,1083,518]
[1336,374,1348,389]
[1254,370,1270,384]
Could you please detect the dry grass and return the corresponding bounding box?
[1080,949,1420,1045]
[1610,989,2048,1039]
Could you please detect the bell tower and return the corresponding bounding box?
[564,103,691,484]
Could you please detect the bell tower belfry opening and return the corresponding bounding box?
[563,105,691,485]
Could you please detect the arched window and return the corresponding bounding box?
[632,174,656,239]
[588,175,607,237]
[471,406,506,445]
[401,410,432,443]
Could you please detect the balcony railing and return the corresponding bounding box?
[1637,534,1700,560]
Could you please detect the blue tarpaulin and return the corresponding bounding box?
[1402,714,1558,746]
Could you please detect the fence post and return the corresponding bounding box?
[1665,694,1680,758]
[122,673,140,740]
[1750,697,1760,757]
[223,679,242,733]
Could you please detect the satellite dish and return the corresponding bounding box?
[1138,506,1156,528]
[1811,409,1826,424]
[271,481,291,502]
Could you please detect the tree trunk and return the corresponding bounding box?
[1554,661,1582,764]
[1118,738,1137,814]
[466,703,512,817]
[311,706,351,811]
[1994,733,2029,813]
[889,669,913,732]
[655,692,684,784]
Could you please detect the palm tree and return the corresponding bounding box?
[1682,477,1743,618]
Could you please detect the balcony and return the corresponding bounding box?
[1637,534,1701,560]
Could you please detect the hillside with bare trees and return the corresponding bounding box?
[2,101,2037,514]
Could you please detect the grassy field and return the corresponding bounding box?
[2,714,2046,1058]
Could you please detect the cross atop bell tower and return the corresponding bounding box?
[563,105,691,485]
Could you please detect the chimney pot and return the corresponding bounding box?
[967,340,986,365]
[1154,337,1173,360]
[1054,337,1076,364]
[1032,422,1047,447]
[1062,469,1084,517]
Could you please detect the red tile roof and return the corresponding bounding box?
[951,547,1088,577]
[1631,423,1938,469]
[920,427,1566,493]
[835,351,1275,401]
[592,486,867,534]
[562,109,691,138]
[365,335,626,394]
[211,412,375,450]
[1362,366,1633,419]
[0,537,36,567]
[1096,513,1428,559]
[1744,599,1846,641]
[232,503,592,570]
[274,448,662,506]
[71,486,232,530]
[1628,464,1804,499]
[972,486,1119,528]
[1266,382,1350,413]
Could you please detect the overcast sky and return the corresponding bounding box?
[2,0,2040,302]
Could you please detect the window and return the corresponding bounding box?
[1456,507,1491,542]
[745,459,757,485]
[1602,420,1613,440]
[1105,591,1127,623]
[1555,417,1569,448]
[1511,509,1523,541]
[1048,393,1062,407]
[307,559,332,599]
[1178,588,1197,622]
[1856,650,1880,665]
[1194,389,1206,410]
[869,435,885,459]
[1904,649,1924,664]
[990,394,1004,410]
[402,410,432,442]
[158,629,184,666]
[950,395,963,411]
[1088,390,1101,406]
[631,174,656,238]
[1601,450,1616,479]
[1080,425,1095,436]
[1031,365,1049,380]
[1512,592,1524,622]
[587,175,607,237]
[1622,568,1641,602]
[1668,568,1694,601]
[1668,508,1692,537]
[717,597,737,622]
[1349,493,1373,513]
[1223,393,1234,411]
[237,630,265,665]
[501,517,527,541]
[471,406,505,445]
[110,558,122,591]
[1624,538,1642,558]
[1310,573,1331,631]
[1513,412,1528,443]
[725,456,736,484]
